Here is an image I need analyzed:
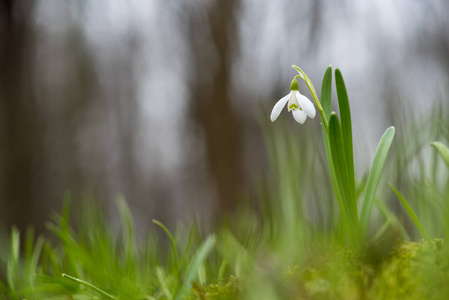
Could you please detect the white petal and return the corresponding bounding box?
[292,109,307,124]
[295,91,316,119]
[287,91,299,112]
[270,94,289,122]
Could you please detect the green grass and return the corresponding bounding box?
[1,68,449,299]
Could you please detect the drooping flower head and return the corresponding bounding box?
[270,78,316,124]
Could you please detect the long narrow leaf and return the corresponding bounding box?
[431,141,449,168]
[329,113,360,246]
[320,67,345,242]
[7,228,20,297]
[155,267,172,299]
[370,218,394,244]
[322,124,345,242]
[321,66,332,119]
[176,235,216,299]
[62,274,118,300]
[374,199,410,241]
[335,69,356,202]
[117,197,135,264]
[388,183,431,242]
[360,126,395,236]
[153,220,179,281]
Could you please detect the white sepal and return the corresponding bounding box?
[270,94,289,122]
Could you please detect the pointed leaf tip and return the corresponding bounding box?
[431,141,449,168]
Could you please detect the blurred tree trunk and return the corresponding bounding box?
[187,0,243,215]
[0,0,40,232]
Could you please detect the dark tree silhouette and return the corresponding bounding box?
[186,0,244,215]
[0,0,41,232]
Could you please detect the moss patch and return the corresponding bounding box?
[187,240,449,299]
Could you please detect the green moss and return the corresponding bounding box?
[369,241,423,299]
[185,240,449,299]
[369,239,448,299]
[281,246,366,299]
[185,276,243,300]
[280,240,447,299]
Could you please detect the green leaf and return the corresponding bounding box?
[329,113,360,246]
[370,218,394,244]
[321,66,333,120]
[388,183,431,242]
[7,227,20,297]
[155,267,173,299]
[117,196,135,264]
[153,220,179,281]
[176,235,216,299]
[335,69,355,203]
[320,67,348,244]
[360,126,395,237]
[62,273,118,300]
[374,199,410,241]
[322,124,343,240]
[217,260,228,281]
[431,141,449,168]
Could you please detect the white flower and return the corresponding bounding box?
[270,80,316,124]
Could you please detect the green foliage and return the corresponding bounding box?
[431,141,449,168]
[335,69,356,199]
[177,235,216,299]
[360,126,395,237]
[62,273,119,299]
[153,219,180,283]
[388,183,431,242]
[320,66,332,119]
[318,67,395,247]
[328,112,360,246]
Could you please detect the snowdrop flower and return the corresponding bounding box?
[270,78,316,124]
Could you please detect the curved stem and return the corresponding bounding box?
[292,66,329,134]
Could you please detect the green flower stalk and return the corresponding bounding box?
[292,65,329,132]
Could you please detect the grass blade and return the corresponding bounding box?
[62,273,118,299]
[388,183,431,242]
[176,235,216,299]
[321,65,332,119]
[7,227,20,297]
[153,220,179,281]
[360,126,395,237]
[155,267,173,299]
[374,199,410,241]
[335,69,355,202]
[217,260,228,281]
[431,141,449,168]
[117,197,135,261]
[371,218,394,244]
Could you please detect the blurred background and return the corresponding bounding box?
[0,0,448,234]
